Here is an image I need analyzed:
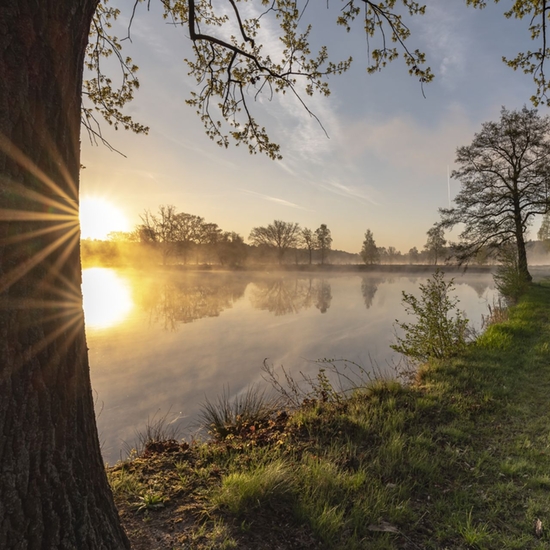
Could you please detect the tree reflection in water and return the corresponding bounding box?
[361,275,386,310]
[136,274,247,330]
[250,276,332,316]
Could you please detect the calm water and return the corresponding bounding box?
[83,268,497,464]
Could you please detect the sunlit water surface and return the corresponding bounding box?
[83,268,497,464]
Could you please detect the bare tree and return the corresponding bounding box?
[249,220,301,265]
[301,228,315,265]
[139,205,179,265]
[440,106,550,281]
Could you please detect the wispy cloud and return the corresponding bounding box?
[417,4,470,90]
[240,189,309,210]
[316,180,381,206]
[343,104,478,177]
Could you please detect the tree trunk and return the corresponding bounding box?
[0,2,130,548]
[516,228,532,282]
[513,195,532,283]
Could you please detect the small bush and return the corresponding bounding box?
[391,270,469,363]
[494,245,530,304]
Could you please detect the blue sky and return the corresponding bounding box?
[80,1,541,254]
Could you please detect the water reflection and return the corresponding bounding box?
[361,275,384,309]
[249,276,332,315]
[84,268,499,464]
[135,274,247,330]
[82,268,133,329]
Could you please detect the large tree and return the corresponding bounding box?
[440,106,550,282]
[4,0,550,547]
[249,220,301,264]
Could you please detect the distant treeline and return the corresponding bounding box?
[81,204,550,268]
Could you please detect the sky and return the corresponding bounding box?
[80,0,541,254]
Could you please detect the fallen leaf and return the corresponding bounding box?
[535,518,543,538]
[368,521,400,534]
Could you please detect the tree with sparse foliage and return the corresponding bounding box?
[315,224,333,265]
[301,228,315,265]
[424,225,447,265]
[440,107,550,282]
[361,230,380,265]
[5,0,550,546]
[249,220,301,265]
[408,246,420,264]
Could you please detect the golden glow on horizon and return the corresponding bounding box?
[82,268,133,330]
[80,197,129,240]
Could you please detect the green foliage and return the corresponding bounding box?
[88,1,550,158]
[391,270,469,362]
[135,491,166,513]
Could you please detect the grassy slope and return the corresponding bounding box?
[110,282,550,550]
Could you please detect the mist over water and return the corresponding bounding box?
[84,268,497,464]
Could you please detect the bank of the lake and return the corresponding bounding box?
[109,281,550,549]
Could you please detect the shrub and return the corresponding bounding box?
[391,270,469,363]
[493,244,530,304]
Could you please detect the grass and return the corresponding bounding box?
[110,281,550,549]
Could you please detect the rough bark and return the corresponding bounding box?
[0,2,130,548]
[515,214,532,283]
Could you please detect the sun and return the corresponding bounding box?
[80,197,130,240]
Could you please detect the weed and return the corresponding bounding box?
[135,491,166,512]
[107,466,144,498]
[458,509,492,549]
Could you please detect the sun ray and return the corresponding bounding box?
[39,232,82,297]
[0,225,79,294]
[20,314,83,367]
[0,209,77,222]
[0,221,77,246]
[0,132,77,202]
[0,176,78,216]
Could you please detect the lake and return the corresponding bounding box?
[83,267,497,464]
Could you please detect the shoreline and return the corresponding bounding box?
[109,281,550,549]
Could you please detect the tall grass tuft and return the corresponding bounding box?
[126,409,181,457]
[199,385,279,440]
